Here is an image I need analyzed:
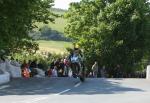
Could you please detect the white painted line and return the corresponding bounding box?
[74,82,81,88]
[0,85,10,89]
[13,88,72,103]
[11,81,82,103]
[55,89,71,95]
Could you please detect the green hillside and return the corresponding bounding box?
[33,9,72,54]
[35,8,67,33]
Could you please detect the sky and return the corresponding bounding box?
[53,0,81,10]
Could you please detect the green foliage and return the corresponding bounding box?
[13,52,67,70]
[0,0,55,54]
[65,0,150,73]
[12,39,39,55]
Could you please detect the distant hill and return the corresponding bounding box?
[30,8,70,41]
[51,8,67,14]
[29,25,71,41]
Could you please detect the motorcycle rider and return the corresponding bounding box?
[69,47,84,81]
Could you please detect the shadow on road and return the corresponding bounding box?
[62,78,145,95]
[0,78,145,96]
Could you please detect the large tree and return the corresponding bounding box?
[0,0,55,54]
[65,0,150,73]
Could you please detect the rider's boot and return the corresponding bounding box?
[79,68,85,82]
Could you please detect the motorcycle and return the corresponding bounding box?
[70,56,85,82]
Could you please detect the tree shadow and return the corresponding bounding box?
[0,78,77,96]
[0,78,145,96]
[61,78,145,95]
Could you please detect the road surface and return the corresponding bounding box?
[0,77,150,103]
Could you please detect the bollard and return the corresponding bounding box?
[146,65,150,79]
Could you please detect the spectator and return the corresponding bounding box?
[52,66,58,77]
[63,57,70,77]
[29,60,38,77]
[92,61,98,78]
[45,66,52,77]
[59,59,65,77]
[21,60,30,78]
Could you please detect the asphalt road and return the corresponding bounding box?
[0,77,150,103]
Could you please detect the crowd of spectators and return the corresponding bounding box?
[0,56,146,78]
[45,57,71,77]
[89,62,146,78]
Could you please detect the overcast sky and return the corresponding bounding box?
[53,0,81,10]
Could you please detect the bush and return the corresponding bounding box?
[12,52,68,71]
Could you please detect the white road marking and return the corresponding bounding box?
[74,82,81,88]
[12,82,82,103]
[0,85,10,89]
[13,89,72,103]
[54,89,71,95]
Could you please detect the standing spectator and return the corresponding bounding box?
[58,59,64,77]
[63,57,70,77]
[92,61,98,78]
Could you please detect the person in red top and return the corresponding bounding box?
[21,60,30,78]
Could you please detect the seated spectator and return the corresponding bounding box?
[52,66,58,77]
[45,66,52,77]
[21,60,30,78]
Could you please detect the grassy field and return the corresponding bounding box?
[35,9,71,54]
[35,8,67,33]
[35,17,67,33]
[37,40,73,54]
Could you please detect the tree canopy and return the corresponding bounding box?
[0,0,55,55]
[65,0,150,73]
